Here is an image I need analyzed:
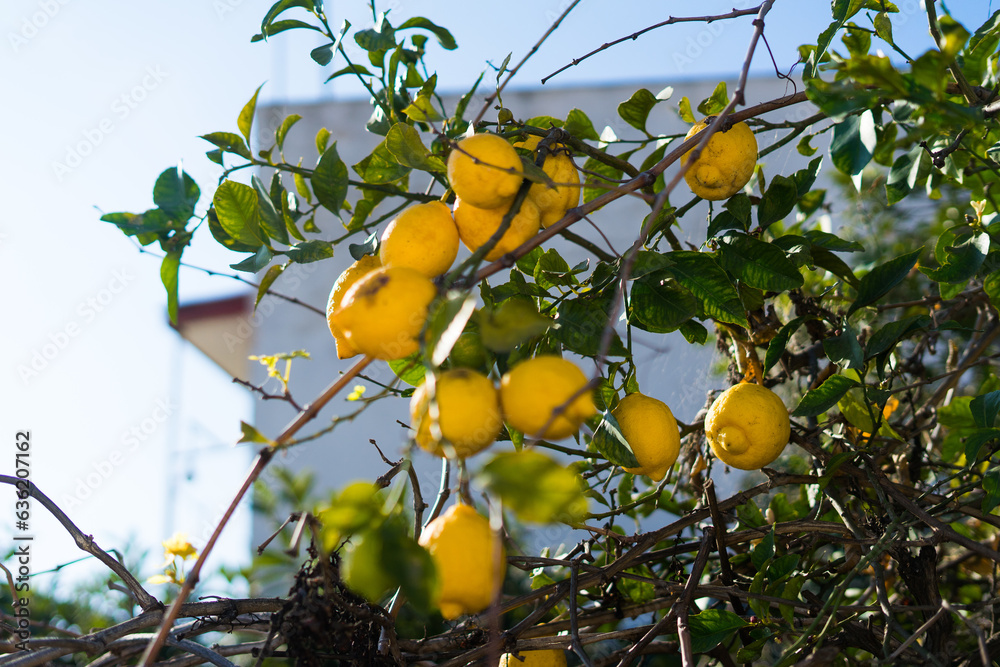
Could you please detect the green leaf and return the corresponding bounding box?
[764,316,806,374]
[678,96,696,124]
[811,246,859,286]
[793,374,859,417]
[354,13,396,52]
[238,420,275,445]
[533,248,578,289]
[160,249,181,325]
[426,291,477,367]
[564,108,600,141]
[259,0,315,33]
[751,528,775,570]
[213,180,263,247]
[971,391,1000,429]
[313,142,349,215]
[664,251,748,328]
[581,155,624,203]
[153,167,200,222]
[716,233,804,292]
[255,263,285,309]
[556,298,626,358]
[254,18,323,42]
[757,175,798,228]
[822,322,863,369]
[920,229,990,284]
[252,174,289,246]
[326,63,375,82]
[707,211,746,238]
[628,272,698,334]
[983,469,1000,514]
[284,240,333,263]
[847,248,922,315]
[316,127,331,154]
[230,245,273,273]
[697,81,729,116]
[591,412,640,468]
[873,11,893,44]
[865,315,931,359]
[680,320,709,344]
[726,193,752,226]
[238,84,264,147]
[397,16,457,50]
[385,123,446,172]
[354,140,410,184]
[343,518,437,612]
[617,88,659,134]
[885,144,924,205]
[349,230,379,260]
[687,609,748,654]
[388,353,426,387]
[478,450,588,523]
[802,229,863,253]
[478,299,553,352]
[830,110,876,190]
[200,132,251,159]
[965,429,1000,464]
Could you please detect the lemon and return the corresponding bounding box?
[612,392,681,481]
[418,502,505,619]
[500,355,596,440]
[704,382,790,470]
[516,137,580,228]
[329,266,436,361]
[447,133,524,209]
[453,196,540,262]
[326,254,381,359]
[499,649,568,667]
[682,119,757,201]
[410,368,503,458]
[379,201,460,278]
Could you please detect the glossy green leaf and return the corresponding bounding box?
[564,108,600,141]
[397,16,457,50]
[793,374,859,417]
[354,13,396,52]
[252,174,289,246]
[971,391,1000,429]
[255,263,285,309]
[591,412,640,468]
[830,110,876,189]
[213,180,263,247]
[388,352,426,387]
[478,299,553,352]
[847,247,922,315]
[865,315,931,359]
[688,609,748,654]
[664,251,748,328]
[238,84,264,146]
[200,132,251,159]
[160,249,181,324]
[678,96,696,124]
[751,528,776,570]
[316,127,331,154]
[478,450,588,523]
[230,245,273,273]
[385,123,446,172]
[697,81,729,116]
[965,429,1000,464]
[920,229,989,283]
[629,272,698,334]
[983,469,1000,514]
[717,233,804,292]
[556,298,625,358]
[313,142,349,214]
[822,322,863,369]
[354,140,410,184]
[679,319,709,344]
[284,240,333,263]
[153,167,199,222]
[757,174,799,228]
[348,230,379,260]
[885,145,924,205]
[617,88,659,134]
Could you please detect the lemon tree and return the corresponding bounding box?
[58,1,1000,665]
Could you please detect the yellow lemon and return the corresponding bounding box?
[379,201,460,278]
[410,368,503,458]
[418,503,505,619]
[704,382,790,470]
[329,266,436,360]
[682,119,757,201]
[612,392,681,481]
[447,133,524,209]
[453,196,540,261]
[528,152,580,228]
[500,355,596,440]
[499,649,568,667]
[326,254,381,359]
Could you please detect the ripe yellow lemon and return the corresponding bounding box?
[379,201,460,278]
[499,649,568,667]
[516,136,580,228]
[329,266,436,360]
[418,503,505,619]
[682,119,757,201]
[704,382,790,470]
[612,392,681,481]
[326,254,381,359]
[453,196,540,261]
[500,355,596,440]
[410,368,503,458]
[447,133,524,209]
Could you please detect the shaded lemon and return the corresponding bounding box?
[447,133,523,209]
[682,119,757,201]
[326,254,381,359]
[516,136,581,228]
[379,201,460,278]
[330,266,436,360]
[410,368,502,458]
[612,392,681,481]
[418,503,505,619]
[453,196,540,261]
[499,649,568,667]
[500,355,596,440]
[705,382,790,470]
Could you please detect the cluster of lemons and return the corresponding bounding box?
[324,123,790,622]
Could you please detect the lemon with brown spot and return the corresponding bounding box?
[612,392,681,481]
[326,254,381,359]
[329,266,436,360]
[379,201,459,278]
[682,118,758,201]
[410,368,502,459]
[418,502,505,619]
[500,355,596,440]
[705,382,790,470]
[447,133,524,209]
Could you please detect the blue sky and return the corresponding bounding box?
[1,0,993,595]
